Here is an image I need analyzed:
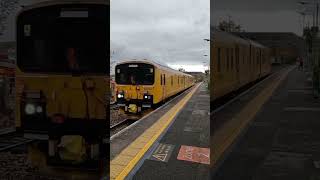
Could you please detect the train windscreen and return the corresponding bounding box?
[115,63,154,85]
[17,4,109,74]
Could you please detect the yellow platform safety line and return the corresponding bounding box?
[211,66,295,167]
[110,83,202,180]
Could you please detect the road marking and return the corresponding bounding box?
[110,83,201,180]
[177,145,210,165]
[211,66,295,168]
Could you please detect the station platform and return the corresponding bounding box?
[211,66,320,180]
[110,82,210,180]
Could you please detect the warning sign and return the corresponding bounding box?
[149,143,175,162]
[177,145,210,165]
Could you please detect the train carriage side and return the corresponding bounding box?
[249,40,266,81]
[152,63,194,103]
[211,31,234,100]
[211,30,251,101]
[211,31,271,102]
[233,35,251,91]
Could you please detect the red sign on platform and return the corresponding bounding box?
[177,145,210,165]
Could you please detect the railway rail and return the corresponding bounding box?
[211,67,284,115]
[110,118,138,136]
[0,131,33,152]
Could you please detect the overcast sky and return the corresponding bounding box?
[111,0,210,72]
[212,0,319,35]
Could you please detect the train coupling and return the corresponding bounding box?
[126,104,142,114]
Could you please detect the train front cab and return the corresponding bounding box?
[115,62,156,114]
[16,0,109,169]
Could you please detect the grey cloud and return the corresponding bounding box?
[212,0,307,12]
[211,0,313,35]
[111,0,210,68]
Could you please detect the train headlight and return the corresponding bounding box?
[117,94,124,98]
[143,94,152,100]
[25,104,36,115]
[36,106,43,113]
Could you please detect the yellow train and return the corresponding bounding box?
[15,0,109,169]
[211,30,271,101]
[115,60,195,113]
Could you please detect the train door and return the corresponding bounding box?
[162,74,166,101]
[249,44,252,81]
[235,45,240,88]
[259,49,262,78]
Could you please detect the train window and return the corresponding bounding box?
[17,5,108,74]
[217,48,221,72]
[115,63,154,85]
[171,76,173,86]
[161,74,163,85]
[178,76,179,84]
[164,74,166,85]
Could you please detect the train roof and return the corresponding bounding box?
[212,30,249,45]
[212,29,267,48]
[19,0,109,14]
[115,59,194,78]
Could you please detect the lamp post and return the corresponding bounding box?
[299,0,320,98]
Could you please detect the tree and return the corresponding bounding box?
[0,0,19,36]
[218,18,244,33]
[178,68,185,72]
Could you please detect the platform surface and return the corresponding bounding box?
[212,67,320,180]
[131,83,210,180]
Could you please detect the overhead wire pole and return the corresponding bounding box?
[298,0,318,96]
[316,1,319,27]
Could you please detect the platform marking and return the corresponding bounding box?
[177,145,210,165]
[288,89,313,93]
[211,66,295,169]
[283,107,320,112]
[149,143,174,162]
[110,83,201,180]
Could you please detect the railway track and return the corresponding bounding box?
[212,66,287,115]
[0,131,33,152]
[110,118,138,137]
[212,72,278,115]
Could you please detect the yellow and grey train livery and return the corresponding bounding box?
[115,60,195,113]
